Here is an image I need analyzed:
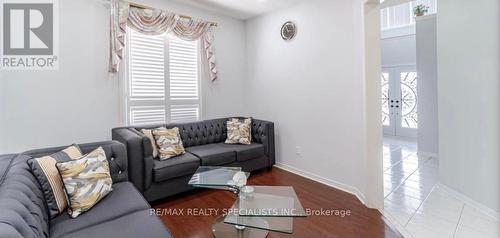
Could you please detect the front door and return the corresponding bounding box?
[381,66,418,138]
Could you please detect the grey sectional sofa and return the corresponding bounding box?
[0,141,172,238]
[112,118,275,202]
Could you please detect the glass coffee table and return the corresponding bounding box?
[188,166,306,238]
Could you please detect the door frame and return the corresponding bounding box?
[394,65,418,138]
[381,68,395,135]
[381,65,418,138]
[363,0,384,210]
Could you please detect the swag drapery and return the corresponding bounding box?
[109,0,217,81]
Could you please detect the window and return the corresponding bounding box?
[381,0,437,30]
[125,28,201,125]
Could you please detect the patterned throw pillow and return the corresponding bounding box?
[153,127,185,160]
[141,127,165,158]
[56,147,113,218]
[27,145,83,219]
[225,118,252,145]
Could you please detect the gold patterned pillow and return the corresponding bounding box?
[142,127,165,158]
[56,147,113,218]
[225,118,252,145]
[153,127,185,160]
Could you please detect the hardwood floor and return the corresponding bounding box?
[152,167,402,238]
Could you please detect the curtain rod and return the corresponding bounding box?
[127,1,218,27]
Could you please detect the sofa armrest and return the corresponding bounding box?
[252,119,275,167]
[112,128,154,192]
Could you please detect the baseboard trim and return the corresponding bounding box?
[274,163,367,205]
[417,151,438,158]
[437,183,500,221]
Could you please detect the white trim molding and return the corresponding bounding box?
[380,0,411,9]
[274,163,367,205]
[437,183,500,221]
[381,25,416,39]
[415,13,436,22]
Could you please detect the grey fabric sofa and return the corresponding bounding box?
[0,141,172,238]
[112,118,275,202]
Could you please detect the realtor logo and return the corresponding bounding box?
[1,0,59,70]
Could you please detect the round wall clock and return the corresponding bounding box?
[281,21,297,41]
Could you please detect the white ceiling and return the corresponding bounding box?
[172,0,306,20]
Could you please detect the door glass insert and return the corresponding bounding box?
[381,72,390,126]
[400,72,418,129]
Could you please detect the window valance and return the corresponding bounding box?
[110,0,217,81]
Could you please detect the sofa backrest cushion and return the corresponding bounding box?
[23,141,128,184]
[132,118,229,148]
[0,154,50,238]
[130,118,274,150]
[173,118,229,147]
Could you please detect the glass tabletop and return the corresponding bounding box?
[223,186,306,233]
[235,186,306,217]
[224,214,294,234]
[189,168,307,234]
[188,166,250,190]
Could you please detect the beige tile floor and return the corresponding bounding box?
[383,136,500,238]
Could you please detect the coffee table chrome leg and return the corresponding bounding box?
[212,216,268,238]
[235,225,246,230]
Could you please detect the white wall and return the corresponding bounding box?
[381,29,416,67]
[416,14,438,156]
[437,0,499,213]
[245,0,373,203]
[1,0,117,154]
[0,72,5,152]
[0,0,247,153]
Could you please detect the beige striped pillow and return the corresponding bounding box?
[28,145,83,219]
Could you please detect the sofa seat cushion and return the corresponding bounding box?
[218,143,266,162]
[186,144,236,166]
[57,210,172,238]
[50,182,149,238]
[153,152,200,182]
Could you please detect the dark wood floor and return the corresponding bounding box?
[153,167,402,238]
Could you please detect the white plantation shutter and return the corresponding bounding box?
[170,104,200,122]
[168,37,200,122]
[127,29,166,125]
[129,106,166,125]
[125,28,201,125]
